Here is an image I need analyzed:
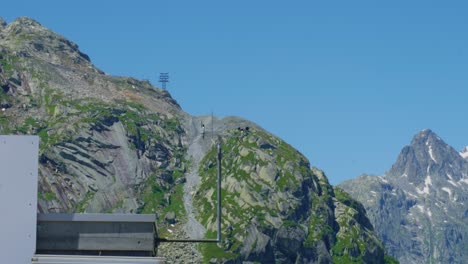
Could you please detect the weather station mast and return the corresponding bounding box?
[159,72,169,90]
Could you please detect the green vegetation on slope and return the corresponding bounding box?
[194,128,325,262]
[8,85,187,215]
[332,187,399,264]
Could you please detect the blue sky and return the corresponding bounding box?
[3,1,468,185]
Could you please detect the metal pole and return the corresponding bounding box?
[216,139,222,242]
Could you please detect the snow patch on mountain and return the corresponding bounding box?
[442,187,452,198]
[460,178,468,185]
[428,143,437,162]
[460,146,468,159]
[416,175,432,195]
[340,130,468,263]
[448,180,458,187]
[379,176,388,183]
[416,205,424,213]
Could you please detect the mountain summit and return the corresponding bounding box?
[387,129,466,186]
[0,17,95,72]
[0,17,397,263]
[340,129,468,263]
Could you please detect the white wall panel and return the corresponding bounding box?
[0,136,39,264]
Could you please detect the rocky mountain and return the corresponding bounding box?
[0,17,396,263]
[340,129,468,264]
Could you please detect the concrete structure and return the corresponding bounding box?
[0,136,39,264]
[31,255,163,263]
[36,213,157,256]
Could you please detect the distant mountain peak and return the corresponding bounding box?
[340,130,468,263]
[411,128,441,145]
[460,146,468,159]
[11,16,42,27]
[387,129,464,185]
[2,16,44,36]
[419,128,433,134]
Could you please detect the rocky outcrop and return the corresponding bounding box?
[0,17,95,72]
[0,18,6,29]
[194,129,394,263]
[340,129,468,263]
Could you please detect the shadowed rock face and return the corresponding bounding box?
[1,17,396,263]
[0,17,186,216]
[340,129,468,264]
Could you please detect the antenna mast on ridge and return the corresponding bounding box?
[159,73,169,90]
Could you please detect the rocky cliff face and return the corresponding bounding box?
[340,129,468,264]
[193,128,396,263]
[0,17,396,263]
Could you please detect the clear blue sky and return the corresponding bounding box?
[3,1,468,185]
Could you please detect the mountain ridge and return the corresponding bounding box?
[340,129,468,263]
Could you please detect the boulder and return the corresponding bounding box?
[0,17,6,29]
[164,211,177,224]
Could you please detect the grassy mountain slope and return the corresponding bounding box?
[340,130,467,263]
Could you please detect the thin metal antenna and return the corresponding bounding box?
[216,137,222,242]
[159,73,169,90]
[211,111,214,143]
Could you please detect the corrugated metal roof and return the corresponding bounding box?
[31,255,165,264]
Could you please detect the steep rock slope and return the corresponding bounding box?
[0,17,186,216]
[0,17,396,263]
[340,129,468,263]
[194,128,395,263]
